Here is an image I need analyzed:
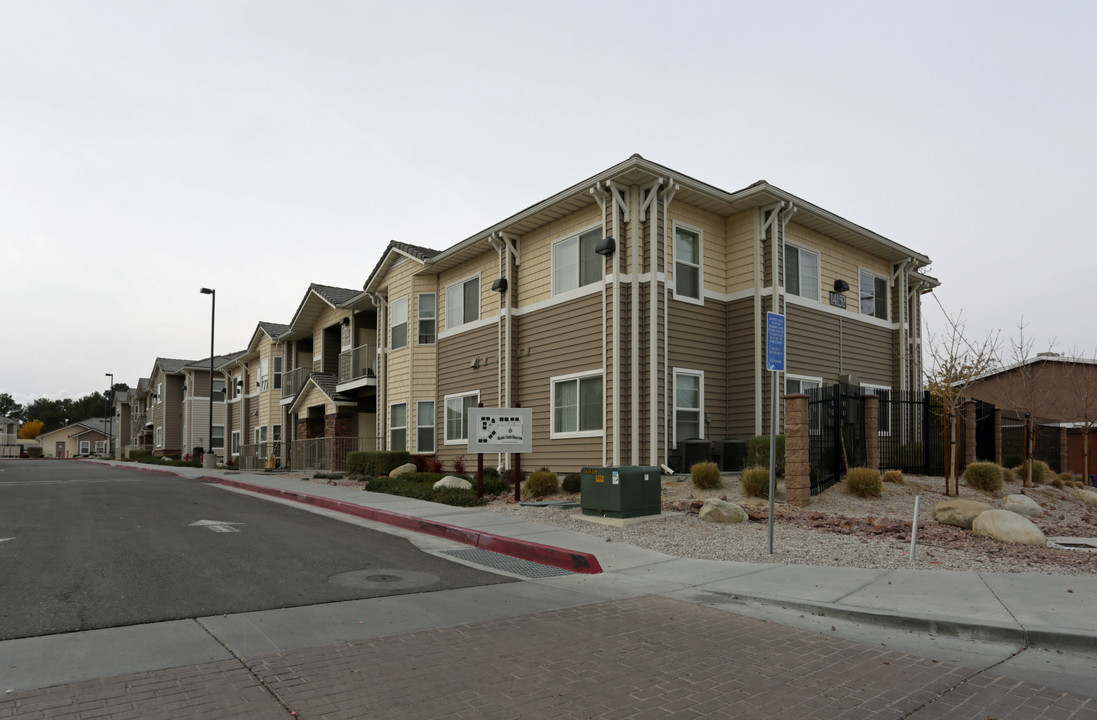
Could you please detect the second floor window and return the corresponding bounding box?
[418,293,436,345]
[391,297,409,350]
[273,356,283,390]
[446,277,479,330]
[785,244,820,301]
[211,378,226,402]
[859,270,888,320]
[674,227,701,300]
[553,228,603,295]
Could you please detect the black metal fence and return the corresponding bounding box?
[1000,410,1061,472]
[808,383,866,495]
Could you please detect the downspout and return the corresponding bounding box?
[891,259,911,393]
[590,182,610,466]
[630,183,640,465]
[642,178,663,466]
[501,232,520,411]
[367,292,388,450]
[608,180,631,468]
[489,235,505,412]
[662,180,679,463]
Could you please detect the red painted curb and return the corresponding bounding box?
[208,476,603,575]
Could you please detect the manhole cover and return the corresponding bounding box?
[329,569,440,590]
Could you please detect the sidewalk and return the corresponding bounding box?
[115,460,1097,654]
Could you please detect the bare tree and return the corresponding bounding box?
[1064,349,1097,484]
[997,319,1056,487]
[923,308,999,496]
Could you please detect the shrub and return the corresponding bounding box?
[746,435,785,474]
[741,467,770,498]
[962,461,1003,493]
[313,472,343,480]
[882,469,904,484]
[845,467,882,497]
[1000,466,1017,483]
[427,460,443,473]
[409,455,428,472]
[363,475,487,507]
[1060,472,1072,482]
[346,451,410,477]
[1022,459,1051,485]
[129,449,152,460]
[452,455,466,474]
[523,469,559,499]
[690,462,722,490]
[561,473,582,493]
[1050,476,1066,490]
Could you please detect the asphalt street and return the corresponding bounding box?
[0,460,514,640]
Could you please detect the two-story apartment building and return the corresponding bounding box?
[224,322,291,468]
[147,358,192,457]
[361,155,937,473]
[179,353,243,462]
[0,415,19,457]
[111,390,132,458]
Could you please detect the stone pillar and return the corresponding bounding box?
[298,416,323,439]
[1060,426,1068,475]
[325,413,355,439]
[864,395,879,472]
[783,394,810,506]
[964,400,977,469]
[994,409,1002,466]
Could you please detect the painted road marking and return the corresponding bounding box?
[188,520,243,533]
[0,538,14,543]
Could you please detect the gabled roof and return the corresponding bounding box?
[286,372,356,415]
[184,351,246,372]
[114,390,131,404]
[233,321,293,360]
[258,321,291,338]
[363,240,441,292]
[373,154,932,285]
[39,418,111,438]
[0,414,18,425]
[152,358,195,376]
[135,378,150,397]
[284,283,373,340]
[970,353,1097,384]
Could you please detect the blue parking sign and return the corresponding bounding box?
[766,312,785,372]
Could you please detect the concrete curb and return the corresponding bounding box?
[203,476,604,575]
[695,589,1095,652]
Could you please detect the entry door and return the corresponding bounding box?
[55,441,65,458]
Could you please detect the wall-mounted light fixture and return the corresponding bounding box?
[341,317,350,327]
[491,278,508,293]
[833,279,850,293]
[469,357,480,369]
[595,237,616,256]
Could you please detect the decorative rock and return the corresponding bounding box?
[972,510,1047,546]
[1004,494,1043,518]
[932,499,993,529]
[390,463,417,477]
[433,475,473,490]
[1074,489,1097,507]
[698,498,748,524]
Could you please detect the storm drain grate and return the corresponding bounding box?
[442,547,575,578]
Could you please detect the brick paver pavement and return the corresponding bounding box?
[3,596,1094,719]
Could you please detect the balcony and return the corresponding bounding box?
[337,343,378,391]
[282,367,311,400]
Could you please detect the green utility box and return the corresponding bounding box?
[580,466,662,519]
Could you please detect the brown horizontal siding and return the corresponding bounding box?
[727,297,756,440]
[515,293,603,472]
[786,303,895,387]
[436,323,499,466]
[668,298,728,445]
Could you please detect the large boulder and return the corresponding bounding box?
[933,499,993,529]
[433,475,473,491]
[698,498,748,524]
[390,463,417,477]
[1074,489,1097,508]
[972,510,1047,546]
[1004,494,1043,518]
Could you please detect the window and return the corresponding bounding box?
[155,427,162,447]
[787,375,823,433]
[272,425,282,443]
[861,384,892,435]
[231,374,242,399]
[418,293,436,345]
[444,391,479,444]
[157,383,162,404]
[259,358,269,391]
[445,277,480,330]
[552,228,603,295]
[859,270,888,320]
[674,370,704,443]
[211,378,226,402]
[273,356,282,390]
[231,431,241,455]
[390,403,407,451]
[391,296,409,350]
[785,244,820,301]
[211,425,225,450]
[674,226,701,300]
[417,401,435,453]
[551,372,603,437]
[254,427,260,445]
[259,426,268,444]
[80,440,90,455]
[94,441,106,455]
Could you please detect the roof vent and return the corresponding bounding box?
[1037,352,1061,358]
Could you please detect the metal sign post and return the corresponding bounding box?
[765,312,785,555]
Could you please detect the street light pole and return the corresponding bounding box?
[104,372,114,458]
[200,288,216,469]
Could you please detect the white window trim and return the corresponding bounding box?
[273,355,283,391]
[861,383,893,436]
[673,368,705,446]
[231,430,241,456]
[80,440,91,455]
[443,390,480,445]
[787,374,824,435]
[155,427,163,448]
[551,223,603,297]
[211,424,225,450]
[785,374,824,393]
[858,267,889,321]
[391,296,409,351]
[672,222,704,306]
[417,292,437,346]
[416,400,435,453]
[444,273,481,331]
[549,369,604,440]
[784,241,821,302]
[389,402,408,451]
[272,424,282,443]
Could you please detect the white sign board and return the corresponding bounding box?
[468,408,533,454]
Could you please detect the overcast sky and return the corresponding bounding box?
[3,1,1095,407]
